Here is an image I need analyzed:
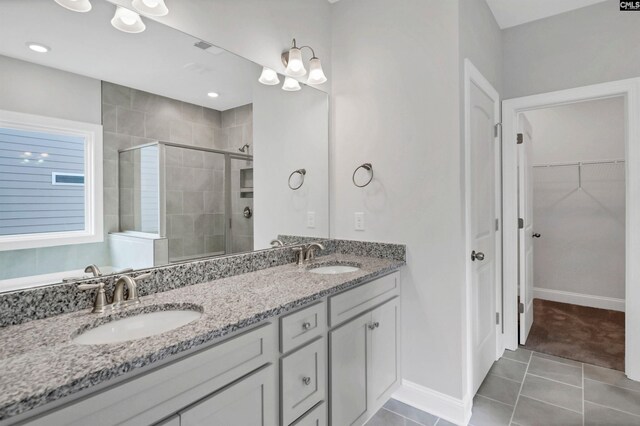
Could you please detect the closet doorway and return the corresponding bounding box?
[519,98,625,370]
[501,78,640,381]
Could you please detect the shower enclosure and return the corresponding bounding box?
[118,141,254,262]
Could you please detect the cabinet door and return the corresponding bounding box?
[180,365,276,426]
[370,297,400,409]
[291,402,327,426]
[329,312,371,426]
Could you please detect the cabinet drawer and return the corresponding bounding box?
[281,338,326,425]
[25,323,276,426]
[180,364,276,426]
[328,272,399,326]
[280,302,326,353]
[290,401,327,426]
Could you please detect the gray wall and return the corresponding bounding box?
[459,0,502,94]
[0,56,107,280]
[502,0,640,98]
[0,56,101,124]
[331,0,466,399]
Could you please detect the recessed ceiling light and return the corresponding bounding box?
[26,43,50,53]
[207,92,219,98]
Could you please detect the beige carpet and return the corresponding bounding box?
[523,299,625,371]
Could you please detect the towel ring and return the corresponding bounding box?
[352,163,373,188]
[288,168,306,190]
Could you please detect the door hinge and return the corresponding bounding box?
[495,218,500,231]
[229,218,232,228]
[496,312,500,325]
[518,218,524,229]
[494,122,502,138]
[517,133,523,144]
[519,303,524,314]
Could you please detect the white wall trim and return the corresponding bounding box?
[534,288,625,312]
[502,77,640,381]
[392,380,472,426]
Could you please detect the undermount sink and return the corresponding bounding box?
[308,264,360,275]
[72,309,202,345]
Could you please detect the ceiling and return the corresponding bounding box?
[0,0,263,110]
[485,0,608,29]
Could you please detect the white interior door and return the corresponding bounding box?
[469,79,498,394]
[518,115,534,345]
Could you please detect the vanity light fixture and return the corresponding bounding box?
[282,77,301,92]
[132,0,169,17]
[207,92,219,98]
[54,0,92,13]
[258,67,280,85]
[111,6,146,33]
[26,43,50,53]
[281,38,327,85]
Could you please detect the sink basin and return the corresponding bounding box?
[308,265,360,275]
[73,310,202,345]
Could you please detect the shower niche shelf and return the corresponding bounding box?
[240,168,253,198]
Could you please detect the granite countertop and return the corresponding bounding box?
[0,254,404,421]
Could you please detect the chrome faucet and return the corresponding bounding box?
[78,273,152,313]
[112,273,150,308]
[292,243,325,266]
[305,242,325,262]
[84,264,102,277]
[270,239,285,247]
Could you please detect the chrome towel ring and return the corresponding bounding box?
[352,163,373,187]
[288,168,306,190]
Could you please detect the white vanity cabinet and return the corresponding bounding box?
[328,273,401,426]
[15,270,401,426]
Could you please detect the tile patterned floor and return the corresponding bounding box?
[368,348,640,425]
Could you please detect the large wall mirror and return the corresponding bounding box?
[0,0,329,292]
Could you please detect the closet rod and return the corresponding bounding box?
[532,159,625,168]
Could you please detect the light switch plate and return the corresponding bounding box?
[354,212,365,231]
[307,211,316,228]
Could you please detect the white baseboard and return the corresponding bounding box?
[534,287,625,312]
[392,380,472,425]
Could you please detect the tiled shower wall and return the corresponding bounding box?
[222,104,254,254]
[103,82,254,260]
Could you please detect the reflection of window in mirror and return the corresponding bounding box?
[0,110,103,251]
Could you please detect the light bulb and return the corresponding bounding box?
[258,67,280,85]
[132,0,169,17]
[285,47,306,77]
[307,58,327,85]
[282,77,301,92]
[111,7,146,33]
[207,92,219,98]
[54,0,92,13]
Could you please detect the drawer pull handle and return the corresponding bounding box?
[302,376,312,386]
[368,322,380,330]
[302,322,312,331]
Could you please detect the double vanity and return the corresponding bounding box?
[0,241,405,426]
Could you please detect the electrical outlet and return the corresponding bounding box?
[354,212,365,231]
[307,211,316,228]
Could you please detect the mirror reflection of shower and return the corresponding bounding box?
[238,143,250,153]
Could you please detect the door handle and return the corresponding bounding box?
[471,251,485,261]
[532,233,541,238]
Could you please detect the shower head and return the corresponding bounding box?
[238,144,250,153]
